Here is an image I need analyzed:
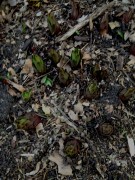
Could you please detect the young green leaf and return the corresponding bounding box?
[64,138,81,157]
[22,90,32,102]
[22,22,26,33]
[70,48,81,68]
[116,29,124,39]
[47,13,61,35]
[41,76,53,87]
[119,87,135,102]
[16,112,42,132]
[32,54,46,74]
[49,49,61,64]
[85,80,100,100]
[92,64,108,82]
[58,68,70,85]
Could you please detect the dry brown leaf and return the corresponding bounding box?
[36,123,45,137]
[32,103,40,112]
[25,162,41,176]
[42,104,51,115]
[49,151,73,176]
[74,102,83,114]
[127,136,135,157]
[8,87,17,96]
[127,55,135,66]
[6,79,25,92]
[105,104,114,113]
[21,58,33,75]
[68,110,78,121]
[8,67,17,76]
[82,52,91,62]
[122,9,134,23]
[108,21,120,30]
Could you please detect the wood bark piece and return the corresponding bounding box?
[56,1,120,42]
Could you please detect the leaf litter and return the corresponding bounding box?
[0,0,135,179]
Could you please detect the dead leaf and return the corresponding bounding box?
[42,104,51,115]
[8,67,17,76]
[129,33,135,42]
[68,110,78,120]
[49,151,73,176]
[105,104,114,113]
[122,9,134,23]
[32,103,40,112]
[6,79,25,92]
[108,21,120,30]
[8,87,17,96]
[21,58,33,75]
[25,162,41,176]
[127,135,135,157]
[36,123,45,137]
[82,52,91,63]
[74,102,83,114]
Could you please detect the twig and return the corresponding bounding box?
[122,70,135,86]
[56,1,121,42]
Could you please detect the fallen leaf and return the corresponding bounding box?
[32,103,40,112]
[105,104,114,113]
[42,104,51,115]
[36,123,45,137]
[109,21,120,30]
[8,87,17,96]
[127,135,135,157]
[122,9,134,23]
[68,110,78,121]
[74,102,83,114]
[129,33,135,42]
[8,67,17,76]
[82,52,91,62]
[21,58,33,75]
[6,79,25,92]
[49,151,73,176]
[25,162,41,176]
[127,55,135,66]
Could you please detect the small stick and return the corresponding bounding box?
[56,1,121,42]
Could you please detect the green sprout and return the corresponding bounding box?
[32,54,46,74]
[41,76,53,87]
